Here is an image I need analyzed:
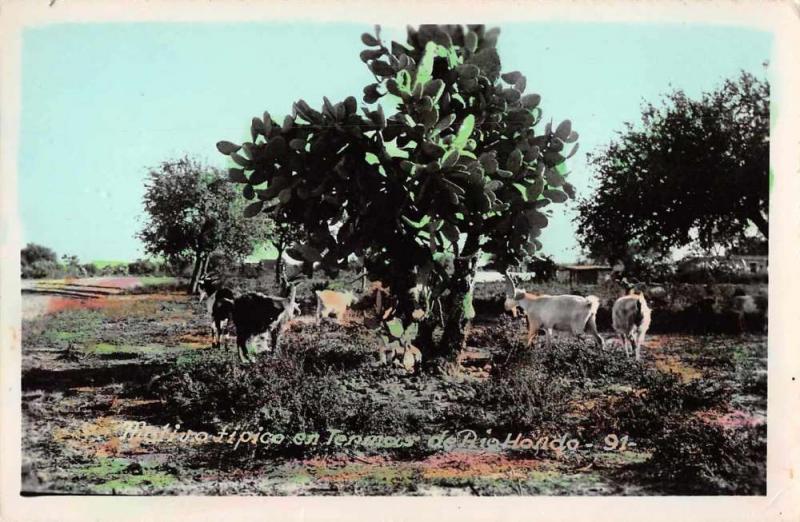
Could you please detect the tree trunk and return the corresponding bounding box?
[188,251,204,295]
[275,245,287,294]
[432,256,477,363]
[750,209,769,239]
[199,254,211,282]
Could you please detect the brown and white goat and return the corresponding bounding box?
[504,273,604,349]
[232,285,300,363]
[315,289,356,324]
[197,275,235,348]
[612,292,652,360]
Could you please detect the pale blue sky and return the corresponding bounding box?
[18,22,771,263]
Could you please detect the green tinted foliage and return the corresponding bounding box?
[138,157,270,265]
[219,25,576,276]
[21,243,58,266]
[218,25,578,353]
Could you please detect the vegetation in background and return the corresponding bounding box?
[524,254,558,283]
[21,243,60,279]
[137,156,271,293]
[575,72,769,275]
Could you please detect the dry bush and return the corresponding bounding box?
[648,418,766,494]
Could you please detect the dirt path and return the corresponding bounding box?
[21,277,176,320]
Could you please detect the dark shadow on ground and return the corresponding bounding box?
[22,362,170,392]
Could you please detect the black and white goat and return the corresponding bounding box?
[232,284,300,364]
[197,274,235,348]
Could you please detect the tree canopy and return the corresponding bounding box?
[21,243,58,266]
[575,72,769,266]
[217,25,579,359]
[138,157,270,291]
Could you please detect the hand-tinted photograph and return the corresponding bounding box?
[17,20,770,497]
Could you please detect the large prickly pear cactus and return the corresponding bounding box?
[217,25,579,363]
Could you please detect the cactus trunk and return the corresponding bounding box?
[432,256,477,362]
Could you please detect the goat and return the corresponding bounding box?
[731,290,758,334]
[504,272,604,349]
[232,284,300,363]
[197,274,235,348]
[612,292,652,360]
[315,289,355,324]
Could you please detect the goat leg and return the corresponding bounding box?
[585,315,604,350]
[618,334,629,357]
[544,328,554,350]
[270,329,281,355]
[236,337,249,364]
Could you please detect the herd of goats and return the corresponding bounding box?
[196,271,652,367]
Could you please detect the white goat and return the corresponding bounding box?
[612,292,652,360]
[504,273,604,349]
[731,292,758,334]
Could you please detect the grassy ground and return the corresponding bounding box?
[21,285,766,496]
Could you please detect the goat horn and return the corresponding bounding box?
[503,270,517,296]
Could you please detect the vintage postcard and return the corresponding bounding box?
[1,0,799,520]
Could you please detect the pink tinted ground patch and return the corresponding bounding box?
[46,295,110,315]
[91,277,142,289]
[23,276,148,319]
[419,451,550,479]
[44,293,185,316]
[695,409,766,429]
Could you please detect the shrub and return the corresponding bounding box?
[648,418,766,494]
[152,335,423,462]
[21,243,57,266]
[21,243,60,279]
[127,259,163,276]
[581,371,731,442]
[153,351,359,451]
[99,264,129,276]
[447,355,571,433]
[21,259,59,279]
[290,325,377,375]
[534,337,650,384]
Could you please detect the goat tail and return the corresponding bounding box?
[586,295,601,317]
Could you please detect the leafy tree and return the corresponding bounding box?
[526,254,558,283]
[729,236,767,256]
[575,72,769,267]
[138,157,270,293]
[217,25,578,363]
[21,243,57,266]
[267,213,305,292]
[20,243,59,279]
[127,258,165,276]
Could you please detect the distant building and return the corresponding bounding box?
[556,264,613,285]
[730,254,768,274]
